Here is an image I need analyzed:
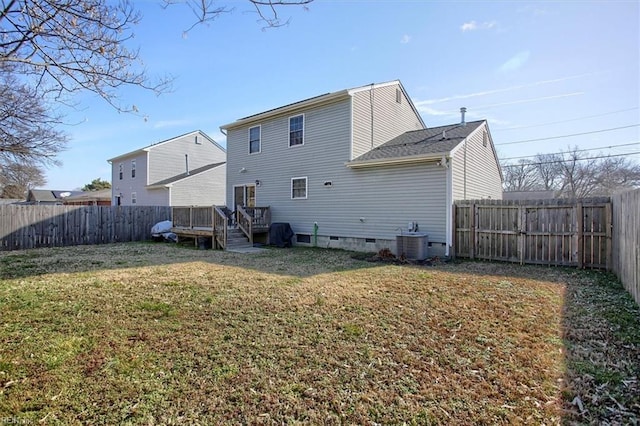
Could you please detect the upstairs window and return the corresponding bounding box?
[118,163,123,180]
[291,177,307,199]
[131,159,136,178]
[289,114,304,147]
[131,192,137,204]
[249,126,261,154]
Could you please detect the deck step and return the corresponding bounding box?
[224,227,252,250]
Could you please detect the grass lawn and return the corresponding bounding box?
[0,243,638,424]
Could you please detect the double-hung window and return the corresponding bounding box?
[291,177,307,199]
[131,159,136,178]
[249,126,261,154]
[118,163,123,180]
[289,114,304,147]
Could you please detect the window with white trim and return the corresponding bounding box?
[118,163,123,180]
[131,159,136,178]
[291,177,307,199]
[131,192,137,204]
[289,114,304,147]
[249,126,261,154]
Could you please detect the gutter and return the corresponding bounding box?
[345,152,451,169]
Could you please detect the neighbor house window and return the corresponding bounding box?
[131,192,137,204]
[289,114,304,147]
[291,177,307,199]
[118,163,123,180]
[131,159,136,178]
[249,126,261,154]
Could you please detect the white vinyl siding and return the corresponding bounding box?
[170,164,226,206]
[226,97,449,246]
[111,152,148,205]
[147,132,225,185]
[351,83,424,160]
[110,131,225,206]
[451,124,503,201]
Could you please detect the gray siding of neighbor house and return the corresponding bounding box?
[451,123,503,201]
[147,133,226,185]
[227,97,449,253]
[111,151,155,205]
[171,164,227,206]
[351,83,424,160]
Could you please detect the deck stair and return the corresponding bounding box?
[225,227,252,250]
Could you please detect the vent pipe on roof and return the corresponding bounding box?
[460,107,467,126]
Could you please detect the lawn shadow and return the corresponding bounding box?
[0,241,386,280]
[437,259,640,424]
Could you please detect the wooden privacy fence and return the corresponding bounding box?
[453,198,611,269]
[611,189,640,305]
[0,205,171,251]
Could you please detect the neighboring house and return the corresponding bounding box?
[26,189,84,204]
[107,130,226,206]
[63,189,112,206]
[220,80,503,256]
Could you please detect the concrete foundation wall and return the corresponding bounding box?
[290,234,447,258]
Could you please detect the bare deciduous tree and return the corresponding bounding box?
[0,69,68,166]
[502,160,539,192]
[502,146,640,198]
[0,0,312,166]
[0,161,46,199]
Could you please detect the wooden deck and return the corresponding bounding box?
[171,205,270,249]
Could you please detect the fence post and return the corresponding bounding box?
[577,202,584,269]
[518,205,525,265]
[451,204,457,260]
[605,201,612,271]
[469,203,476,260]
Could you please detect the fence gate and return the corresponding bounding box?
[453,198,611,270]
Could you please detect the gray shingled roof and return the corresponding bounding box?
[350,120,485,164]
[148,162,225,187]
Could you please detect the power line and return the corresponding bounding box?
[501,151,640,168]
[495,107,639,131]
[500,142,640,161]
[496,124,640,146]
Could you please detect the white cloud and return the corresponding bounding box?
[499,51,531,73]
[461,20,497,32]
[400,34,411,44]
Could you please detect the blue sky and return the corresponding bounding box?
[47,0,639,190]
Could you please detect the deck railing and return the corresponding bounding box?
[236,206,271,244]
[172,206,214,229]
[213,206,228,249]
